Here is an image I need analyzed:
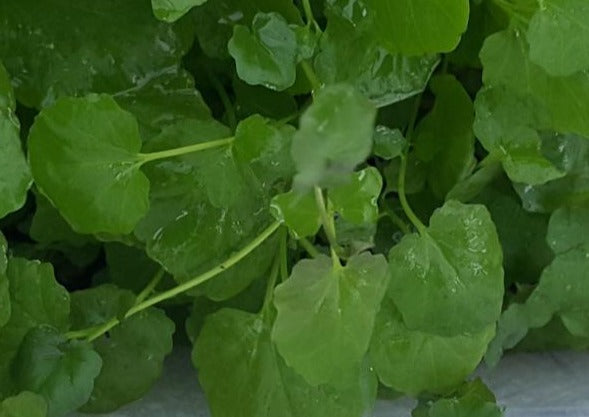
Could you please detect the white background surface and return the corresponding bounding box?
[71,348,589,417]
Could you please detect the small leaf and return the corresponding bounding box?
[271,190,321,238]
[151,0,207,22]
[388,200,504,336]
[292,84,376,189]
[229,12,298,91]
[28,94,150,235]
[13,326,102,417]
[423,379,503,417]
[329,167,383,225]
[272,252,389,386]
[373,126,405,160]
[0,391,47,417]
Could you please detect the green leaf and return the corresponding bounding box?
[272,252,389,386]
[0,391,47,417]
[0,63,32,218]
[192,0,302,58]
[292,84,377,189]
[414,75,476,198]
[514,133,589,212]
[104,243,162,294]
[270,191,321,238]
[70,285,175,413]
[0,258,70,398]
[0,232,8,328]
[194,308,377,417]
[229,12,298,91]
[152,0,207,22]
[315,10,439,108]
[28,94,150,235]
[373,126,406,160]
[365,0,470,55]
[388,200,504,336]
[134,118,276,300]
[527,0,589,76]
[0,0,196,108]
[329,167,383,225]
[370,297,495,395]
[13,326,102,417]
[422,379,503,417]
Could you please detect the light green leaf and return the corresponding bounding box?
[0,63,32,218]
[365,0,470,55]
[28,94,150,235]
[388,200,504,336]
[229,12,298,91]
[329,167,383,225]
[0,392,47,417]
[192,0,302,59]
[270,191,321,238]
[152,0,207,22]
[370,298,495,395]
[292,84,376,189]
[13,326,102,417]
[527,0,589,76]
[414,75,476,198]
[373,126,406,160]
[194,308,377,417]
[423,379,503,417]
[0,258,70,398]
[272,252,389,386]
[69,286,175,413]
[315,10,439,108]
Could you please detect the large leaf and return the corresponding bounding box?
[291,84,376,189]
[70,285,175,413]
[527,0,589,76]
[272,252,388,386]
[13,326,102,417]
[370,298,494,396]
[28,94,150,235]
[315,9,438,108]
[414,75,475,198]
[0,0,195,109]
[193,308,377,417]
[0,63,32,218]
[229,12,298,91]
[388,200,504,336]
[365,0,470,55]
[0,258,70,398]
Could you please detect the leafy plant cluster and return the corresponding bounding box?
[0,0,588,416]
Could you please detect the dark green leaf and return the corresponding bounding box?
[13,326,102,417]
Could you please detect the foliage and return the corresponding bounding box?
[1,0,588,416]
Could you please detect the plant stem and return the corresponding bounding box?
[138,137,234,164]
[207,70,237,131]
[313,186,339,250]
[387,209,411,235]
[135,268,165,305]
[280,230,289,281]
[298,237,320,258]
[301,60,322,91]
[398,155,426,235]
[262,251,281,311]
[124,221,281,319]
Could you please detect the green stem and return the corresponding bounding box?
[124,221,281,319]
[135,268,165,305]
[301,60,322,91]
[280,231,289,281]
[301,0,321,31]
[262,251,281,311]
[298,237,320,258]
[314,186,339,250]
[138,137,234,164]
[387,209,411,235]
[68,221,281,342]
[398,155,426,235]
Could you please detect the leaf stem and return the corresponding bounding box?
[301,0,320,30]
[263,248,281,311]
[124,221,281,318]
[135,268,165,305]
[386,209,412,235]
[398,155,427,235]
[301,60,322,92]
[138,137,234,164]
[207,70,237,131]
[298,237,320,258]
[280,229,289,281]
[314,186,339,250]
